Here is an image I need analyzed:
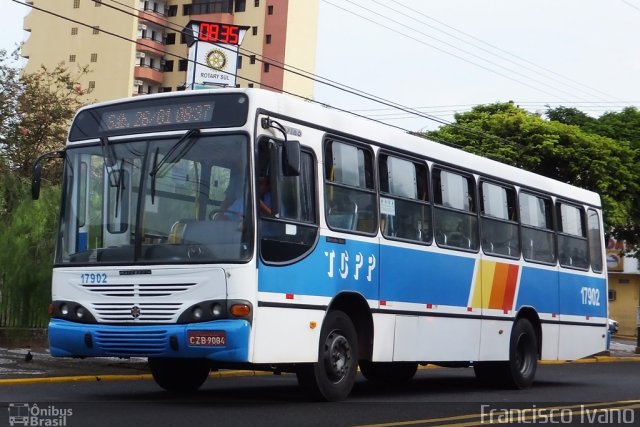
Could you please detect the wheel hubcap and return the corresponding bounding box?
[323,330,351,383]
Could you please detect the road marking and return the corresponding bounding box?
[0,370,272,386]
[355,400,640,427]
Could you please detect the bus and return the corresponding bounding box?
[32,88,607,401]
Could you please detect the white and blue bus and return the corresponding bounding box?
[33,88,607,401]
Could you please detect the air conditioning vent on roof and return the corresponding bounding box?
[135,52,146,59]
[134,80,143,86]
[138,24,147,31]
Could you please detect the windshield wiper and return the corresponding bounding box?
[149,129,200,178]
[114,159,126,218]
[150,147,159,204]
[100,136,117,168]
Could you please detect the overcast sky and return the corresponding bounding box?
[3,0,640,132]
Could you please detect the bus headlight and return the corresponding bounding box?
[192,306,203,320]
[51,301,97,323]
[75,306,86,319]
[211,303,223,316]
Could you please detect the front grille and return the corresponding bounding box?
[92,302,183,323]
[82,282,196,298]
[94,329,168,356]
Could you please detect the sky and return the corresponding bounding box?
[2,0,640,132]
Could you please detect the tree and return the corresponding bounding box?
[426,103,640,241]
[547,106,640,150]
[0,51,90,327]
[0,50,91,182]
[545,106,595,128]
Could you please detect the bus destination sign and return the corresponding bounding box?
[99,101,215,132]
[68,93,249,141]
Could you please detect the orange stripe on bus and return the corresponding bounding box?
[502,264,519,311]
[488,263,509,309]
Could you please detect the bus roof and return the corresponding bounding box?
[247,89,601,208]
[71,88,602,208]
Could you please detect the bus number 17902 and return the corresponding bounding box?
[580,287,600,306]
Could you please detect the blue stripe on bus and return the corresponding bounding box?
[258,238,380,300]
[258,238,606,318]
[559,272,607,317]
[379,245,475,306]
[516,267,559,314]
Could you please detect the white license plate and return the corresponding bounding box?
[187,331,226,347]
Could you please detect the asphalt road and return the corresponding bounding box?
[1,362,640,427]
[0,335,637,381]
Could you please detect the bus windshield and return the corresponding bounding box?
[57,133,252,265]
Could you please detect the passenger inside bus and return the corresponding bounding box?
[258,175,272,216]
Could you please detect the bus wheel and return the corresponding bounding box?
[359,361,418,384]
[149,357,210,393]
[505,318,537,389]
[296,310,358,401]
[474,319,537,389]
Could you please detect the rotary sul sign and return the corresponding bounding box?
[184,21,248,89]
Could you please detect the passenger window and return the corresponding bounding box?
[258,139,317,264]
[379,154,431,243]
[557,202,588,270]
[587,209,603,273]
[519,192,556,264]
[433,168,478,251]
[324,140,376,233]
[480,182,519,258]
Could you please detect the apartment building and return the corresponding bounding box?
[21,0,319,102]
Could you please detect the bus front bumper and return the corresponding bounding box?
[48,318,250,362]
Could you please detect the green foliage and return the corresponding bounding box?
[0,182,59,327]
[1,50,90,182]
[427,103,640,240]
[548,106,640,150]
[0,51,88,327]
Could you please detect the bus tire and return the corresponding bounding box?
[474,319,537,389]
[359,361,418,384]
[149,357,210,393]
[296,310,358,401]
[504,318,538,389]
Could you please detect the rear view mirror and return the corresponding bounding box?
[32,150,64,200]
[283,140,300,176]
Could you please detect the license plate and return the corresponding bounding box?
[187,331,226,347]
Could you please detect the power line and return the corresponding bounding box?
[385,0,624,103]
[621,0,640,13]
[325,0,607,104]
[96,0,455,128]
[10,0,566,153]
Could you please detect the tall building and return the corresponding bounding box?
[21,0,319,102]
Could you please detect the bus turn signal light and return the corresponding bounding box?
[230,304,250,317]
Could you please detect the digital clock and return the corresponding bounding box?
[198,22,240,45]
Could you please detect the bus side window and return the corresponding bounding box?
[480,181,519,258]
[378,153,431,244]
[259,139,317,264]
[324,140,376,234]
[587,209,603,273]
[519,192,556,264]
[433,168,478,251]
[557,202,588,270]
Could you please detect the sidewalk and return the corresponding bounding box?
[0,336,638,383]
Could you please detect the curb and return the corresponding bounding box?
[2,356,638,386]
